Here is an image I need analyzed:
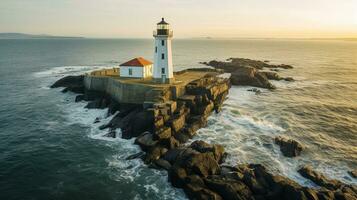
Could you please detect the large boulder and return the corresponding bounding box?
[184,175,223,200]
[260,71,282,80]
[204,175,252,200]
[144,146,168,164]
[169,166,188,188]
[51,75,84,88]
[186,153,220,177]
[154,159,172,171]
[51,75,85,93]
[230,67,276,89]
[162,148,187,164]
[154,126,172,140]
[134,132,158,151]
[170,114,186,133]
[274,136,303,157]
[172,148,220,178]
[298,166,343,190]
[189,140,227,164]
[130,111,154,138]
[349,170,357,179]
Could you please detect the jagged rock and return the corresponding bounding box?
[213,91,228,113]
[112,109,141,139]
[85,98,110,109]
[126,152,145,160]
[162,148,187,164]
[303,188,319,200]
[162,136,180,149]
[99,124,109,130]
[130,110,154,138]
[178,95,196,109]
[260,71,282,80]
[298,166,343,190]
[94,117,100,123]
[204,175,252,200]
[202,58,294,89]
[154,126,172,140]
[184,185,223,200]
[134,132,158,151]
[184,175,223,200]
[176,151,220,177]
[189,140,227,164]
[51,75,84,94]
[154,116,164,130]
[284,77,295,81]
[105,129,116,138]
[75,94,85,102]
[274,136,303,157]
[107,100,120,115]
[349,170,357,178]
[230,67,276,89]
[174,131,192,143]
[317,190,335,200]
[165,101,177,115]
[170,114,186,133]
[247,88,261,95]
[185,115,208,137]
[196,101,214,116]
[154,159,172,170]
[169,166,188,188]
[144,146,168,163]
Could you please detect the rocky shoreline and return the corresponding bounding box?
[52,68,356,200]
[201,58,294,89]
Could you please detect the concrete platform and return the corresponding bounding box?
[88,68,215,87]
[84,68,218,104]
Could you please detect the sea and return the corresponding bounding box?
[0,38,356,200]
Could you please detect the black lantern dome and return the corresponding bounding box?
[156,18,170,35]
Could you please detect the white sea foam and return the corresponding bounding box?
[193,85,357,186]
[33,65,117,78]
[55,92,187,199]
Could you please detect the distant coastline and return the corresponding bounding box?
[0,33,84,39]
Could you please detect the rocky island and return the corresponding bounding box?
[51,63,356,200]
[201,58,295,89]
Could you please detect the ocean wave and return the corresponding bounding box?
[58,94,186,199]
[194,86,357,186]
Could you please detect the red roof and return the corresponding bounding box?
[119,57,153,67]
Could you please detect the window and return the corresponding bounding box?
[161,68,165,74]
[155,47,157,53]
[129,68,132,75]
[161,53,165,60]
[161,40,164,46]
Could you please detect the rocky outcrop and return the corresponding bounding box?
[50,75,85,93]
[201,58,293,70]
[53,69,356,200]
[349,170,357,179]
[201,58,294,89]
[275,136,303,157]
[298,166,357,199]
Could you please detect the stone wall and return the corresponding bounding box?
[83,75,170,104]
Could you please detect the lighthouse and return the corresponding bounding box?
[153,18,174,83]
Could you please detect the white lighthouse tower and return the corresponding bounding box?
[153,18,174,83]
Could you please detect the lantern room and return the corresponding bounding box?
[156,18,170,36]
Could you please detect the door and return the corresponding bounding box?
[161,75,166,83]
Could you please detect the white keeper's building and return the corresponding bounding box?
[119,57,153,79]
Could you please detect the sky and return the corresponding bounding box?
[0,0,356,38]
